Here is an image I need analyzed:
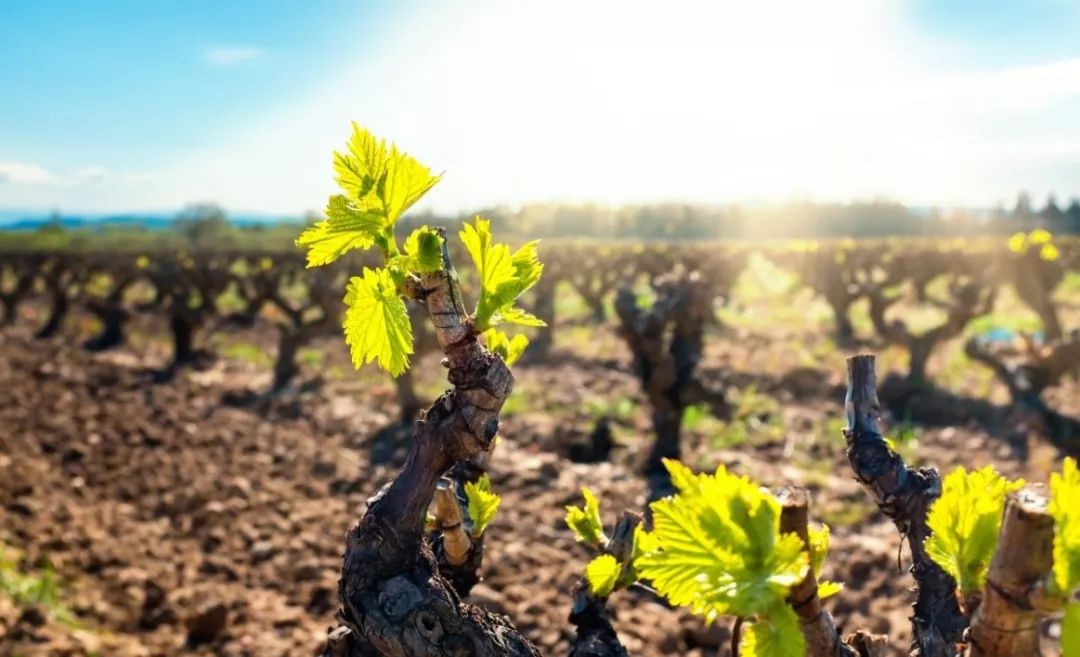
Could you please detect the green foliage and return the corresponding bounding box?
[401,226,445,274]
[1050,458,1080,596]
[565,487,607,547]
[297,199,382,267]
[482,329,530,367]
[296,123,542,377]
[584,554,620,597]
[343,268,413,376]
[460,218,545,330]
[1064,602,1080,657]
[807,524,842,599]
[0,545,76,627]
[739,604,804,657]
[925,466,1024,598]
[298,123,441,267]
[1050,458,1080,656]
[634,460,807,657]
[464,474,501,538]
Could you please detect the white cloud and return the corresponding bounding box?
[0,161,53,184]
[8,0,1080,212]
[202,45,264,67]
[148,0,1079,214]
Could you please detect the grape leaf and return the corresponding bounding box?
[924,465,1023,597]
[460,217,545,329]
[343,267,413,376]
[402,226,445,274]
[585,554,620,597]
[566,487,607,547]
[1051,458,1080,596]
[482,328,530,366]
[296,196,383,267]
[465,474,501,538]
[816,581,842,599]
[807,524,842,598]
[739,603,805,657]
[635,460,808,623]
[333,122,440,225]
[1063,601,1080,657]
[299,123,440,266]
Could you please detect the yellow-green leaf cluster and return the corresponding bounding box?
[1007,229,1060,262]
[482,329,530,366]
[297,123,441,267]
[739,603,805,657]
[565,487,607,547]
[634,460,808,635]
[296,122,440,267]
[1051,458,1080,595]
[400,226,445,274]
[808,524,842,599]
[465,474,501,538]
[585,554,620,597]
[460,217,545,330]
[343,267,413,377]
[1050,459,1080,656]
[924,465,1024,597]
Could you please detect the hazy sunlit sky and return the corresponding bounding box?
[2,0,1079,215]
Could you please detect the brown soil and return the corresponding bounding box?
[0,309,1073,656]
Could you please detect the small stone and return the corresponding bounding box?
[185,601,228,646]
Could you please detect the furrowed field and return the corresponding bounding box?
[2,229,1079,656]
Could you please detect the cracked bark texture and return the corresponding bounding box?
[335,236,542,657]
[844,355,967,657]
[968,485,1054,657]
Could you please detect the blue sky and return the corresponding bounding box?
[2,0,1079,215]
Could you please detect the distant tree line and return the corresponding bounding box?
[6,192,1079,250]
[402,192,1080,241]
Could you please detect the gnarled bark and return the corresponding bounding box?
[844,355,967,657]
[336,237,541,657]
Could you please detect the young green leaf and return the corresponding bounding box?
[333,122,441,226]
[816,581,843,599]
[298,123,441,267]
[1063,601,1080,657]
[739,603,806,657]
[402,226,445,274]
[343,267,413,377]
[634,460,808,624]
[482,328,530,366]
[924,465,1024,597]
[465,474,501,538]
[807,524,842,598]
[585,554,620,598]
[1050,458,1080,596]
[460,217,545,329]
[565,487,607,547]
